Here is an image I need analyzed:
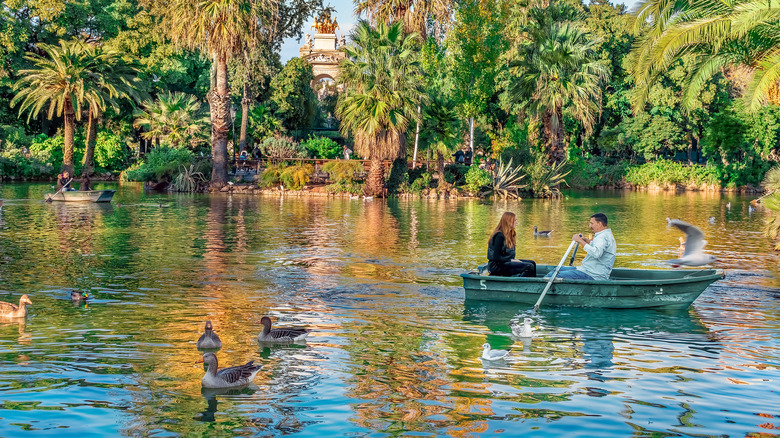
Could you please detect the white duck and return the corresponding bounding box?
[0,295,32,318]
[481,343,509,360]
[257,316,310,343]
[196,321,223,350]
[511,318,534,339]
[197,353,262,388]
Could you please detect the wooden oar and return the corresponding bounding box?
[45,178,71,203]
[534,240,577,313]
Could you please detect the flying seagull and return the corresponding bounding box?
[666,219,716,266]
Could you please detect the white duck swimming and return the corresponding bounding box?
[197,353,262,388]
[511,318,534,339]
[257,316,310,343]
[0,294,32,318]
[481,343,509,360]
[196,321,223,349]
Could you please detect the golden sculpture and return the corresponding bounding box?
[312,9,339,34]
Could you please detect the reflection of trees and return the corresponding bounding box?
[342,315,455,434]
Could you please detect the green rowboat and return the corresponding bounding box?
[45,190,116,203]
[461,265,724,309]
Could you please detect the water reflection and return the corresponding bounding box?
[0,184,777,437]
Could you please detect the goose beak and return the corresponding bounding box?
[195,358,204,364]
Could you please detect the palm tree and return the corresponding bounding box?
[354,0,454,40]
[82,50,144,178]
[336,20,424,196]
[165,0,274,187]
[423,96,458,188]
[133,92,210,148]
[11,40,102,174]
[505,4,610,163]
[629,0,780,111]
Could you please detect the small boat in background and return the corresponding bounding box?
[462,265,724,309]
[45,190,116,203]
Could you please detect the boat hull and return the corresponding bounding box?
[46,190,116,203]
[462,266,724,309]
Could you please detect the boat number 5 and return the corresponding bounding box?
[480,279,486,290]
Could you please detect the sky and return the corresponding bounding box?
[278,0,642,63]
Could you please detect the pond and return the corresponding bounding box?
[0,183,778,437]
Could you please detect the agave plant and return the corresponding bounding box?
[482,158,527,200]
[525,156,571,198]
[170,164,206,192]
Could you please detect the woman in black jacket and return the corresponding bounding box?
[487,212,536,277]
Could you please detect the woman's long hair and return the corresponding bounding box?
[490,212,516,249]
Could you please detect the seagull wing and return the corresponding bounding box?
[669,219,706,256]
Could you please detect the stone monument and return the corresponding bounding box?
[300,9,346,98]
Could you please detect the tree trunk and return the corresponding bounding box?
[437,150,446,188]
[365,157,385,197]
[468,117,475,153]
[412,103,421,167]
[239,82,251,151]
[209,54,231,187]
[82,107,99,177]
[543,108,565,164]
[62,99,76,175]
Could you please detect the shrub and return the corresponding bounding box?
[120,147,196,182]
[326,180,364,194]
[566,157,630,189]
[322,160,364,183]
[30,134,85,172]
[302,136,341,159]
[625,159,720,187]
[444,164,470,185]
[464,165,491,193]
[0,125,34,149]
[258,135,306,159]
[0,145,55,179]
[279,163,313,189]
[94,131,130,172]
[409,172,432,194]
[260,163,284,187]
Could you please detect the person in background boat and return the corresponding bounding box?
[549,213,616,280]
[80,174,91,191]
[57,171,74,191]
[487,212,537,277]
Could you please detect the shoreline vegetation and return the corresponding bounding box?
[1,0,780,244]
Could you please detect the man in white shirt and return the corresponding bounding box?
[551,213,617,280]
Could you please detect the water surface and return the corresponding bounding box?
[0,183,778,436]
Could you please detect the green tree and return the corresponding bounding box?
[81,49,144,177]
[269,57,318,134]
[629,0,780,111]
[337,20,423,196]
[505,3,610,163]
[133,92,210,148]
[164,0,272,187]
[11,40,104,174]
[447,0,509,153]
[354,0,454,40]
[423,96,459,187]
